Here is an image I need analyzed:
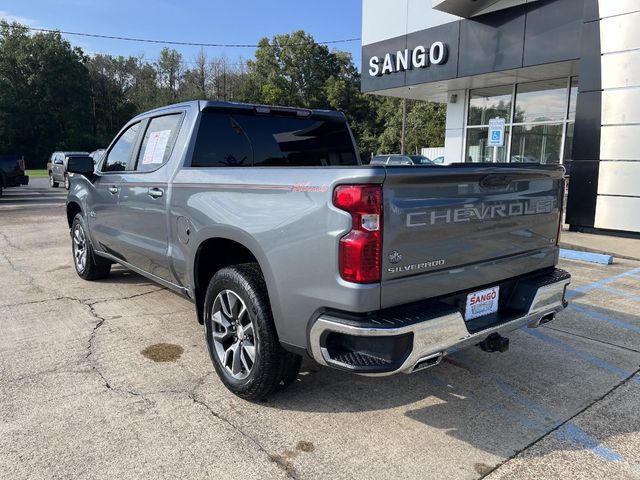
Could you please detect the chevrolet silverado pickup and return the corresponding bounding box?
[66,101,570,400]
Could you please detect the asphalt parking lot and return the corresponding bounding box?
[1,180,639,479]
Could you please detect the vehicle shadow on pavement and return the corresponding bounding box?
[260,317,640,467]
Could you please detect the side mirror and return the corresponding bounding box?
[67,156,95,175]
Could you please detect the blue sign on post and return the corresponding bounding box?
[488,118,505,148]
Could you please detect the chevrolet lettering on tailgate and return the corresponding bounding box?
[406,197,556,228]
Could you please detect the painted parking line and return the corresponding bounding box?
[423,374,549,434]
[569,304,640,334]
[555,423,623,462]
[595,285,640,302]
[569,267,640,294]
[438,358,627,463]
[567,266,640,301]
[524,329,640,384]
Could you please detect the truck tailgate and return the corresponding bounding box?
[381,165,564,308]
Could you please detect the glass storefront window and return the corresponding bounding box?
[564,122,575,161]
[465,76,579,165]
[511,124,563,164]
[568,78,578,121]
[466,127,510,163]
[514,79,568,123]
[468,86,512,126]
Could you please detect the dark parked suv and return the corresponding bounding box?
[47,151,89,189]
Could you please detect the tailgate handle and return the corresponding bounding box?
[479,174,515,189]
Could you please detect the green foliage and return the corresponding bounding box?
[0,21,93,167]
[0,24,446,168]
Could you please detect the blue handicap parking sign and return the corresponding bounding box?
[491,131,501,141]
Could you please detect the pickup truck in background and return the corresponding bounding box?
[0,155,29,196]
[47,151,90,189]
[66,101,570,400]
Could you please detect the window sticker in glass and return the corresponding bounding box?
[142,130,172,165]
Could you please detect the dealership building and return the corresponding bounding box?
[361,0,640,235]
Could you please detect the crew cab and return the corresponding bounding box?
[66,101,570,400]
[0,155,29,196]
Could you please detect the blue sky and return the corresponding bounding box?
[1,0,363,67]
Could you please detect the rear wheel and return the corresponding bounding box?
[49,172,59,188]
[71,214,110,280]
[204,264,301,400]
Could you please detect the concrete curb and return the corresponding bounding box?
[560,248,614,265]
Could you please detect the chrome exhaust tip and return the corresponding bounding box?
[539,312,556,325]
[412,352,444,372]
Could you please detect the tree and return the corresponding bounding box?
[181,49,210,100]
[86,54,139,145]
[0,21,94,167]
[155,47,183,103]
[243,30,342,108]
[0,24,446,168]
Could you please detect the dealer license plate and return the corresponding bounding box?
[465,286,500,321]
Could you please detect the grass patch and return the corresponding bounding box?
[26,169,48,178]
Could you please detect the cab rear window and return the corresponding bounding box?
[191,112,358,167]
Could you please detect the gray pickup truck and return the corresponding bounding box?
[66,101,570,400]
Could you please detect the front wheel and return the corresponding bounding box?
[204,264,301,400]
[71,214,111,280]
[49,173,59,188]
[64,173,70,190]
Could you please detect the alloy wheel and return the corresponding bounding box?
[72,223,87,273]
[210,289,257,380]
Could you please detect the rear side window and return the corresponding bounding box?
[239,115,357,167]
[136,114,182,172]
[103,122,141,172]
[191,111,358,167]
[192,114,252,168]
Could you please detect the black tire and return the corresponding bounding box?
[49,172,59,188]
[71,214,111,280]
[204,263,301,400]
[64,173,70,190]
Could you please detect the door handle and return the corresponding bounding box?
[147,187,164,199]
[108,185,119,195]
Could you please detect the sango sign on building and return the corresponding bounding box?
[368,41,448,77]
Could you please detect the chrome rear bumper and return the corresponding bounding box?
[309,269,570,376]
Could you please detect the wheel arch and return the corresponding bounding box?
[192,236,278,327]
[66,201,82,228]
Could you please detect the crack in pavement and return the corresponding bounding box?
[481,368,640,479]
[1,231,298,478]
[0,231,24,251]
[187,391,299,480]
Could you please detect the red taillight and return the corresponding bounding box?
[557,176,567,245]
[333,185,382,283]
[18,158,25,172]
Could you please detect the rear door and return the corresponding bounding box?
[380,165,564,307]
[117,113,183,282]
